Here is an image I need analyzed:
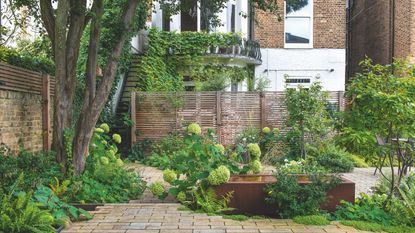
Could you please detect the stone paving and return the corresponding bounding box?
[62,164,384,233]
[63,203,373,233]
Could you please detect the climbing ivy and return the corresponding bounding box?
[136,29,254,92]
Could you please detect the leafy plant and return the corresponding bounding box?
[0,150,62,193]
[374,173,415,226]
[340,221,415,233]
[284,82,332,159]
[136,29,254,92]
[128,139,152,162]
[65,124,145,203]
[293,215,330,226]
[342,58,415,198]
[149,124,249,212]
[49,177,71,199]
[334,193,395,226]
[33,186,92,223]
[0,175,56,233]
[191,188,234,214]
[265,170,340,218]
[307,142,355,173]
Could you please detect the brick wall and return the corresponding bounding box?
[348,0,391,78]
[348,0,415,78]
[254,0,346,49]
[0,90,43,154]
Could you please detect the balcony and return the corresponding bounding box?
[132,30,262,66]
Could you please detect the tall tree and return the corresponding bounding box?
[11,0,280,176]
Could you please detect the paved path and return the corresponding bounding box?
[63,203,372,233]
[63,164,386,233]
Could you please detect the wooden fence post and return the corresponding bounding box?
[131,92,136,147]
[260,92,266,129]
[338,91,345,111]
[42,74,51,151]
[216,91,222,143]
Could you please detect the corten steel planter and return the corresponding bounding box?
[70,203,104,211]
[214,175,355,216]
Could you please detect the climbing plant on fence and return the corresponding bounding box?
[135,29,254,92]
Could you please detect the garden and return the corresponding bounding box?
[129,59,415,232]
[1,0,415,232]
[1,58,415,232]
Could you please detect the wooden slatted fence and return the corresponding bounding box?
[0,62,55,151]
[132,91,345,146]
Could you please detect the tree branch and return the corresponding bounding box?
[91,0,139,115]
[39,0,56,50]
[84,0,104,105]
[65,0,87,97]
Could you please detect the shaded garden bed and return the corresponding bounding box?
[214,174,355,216]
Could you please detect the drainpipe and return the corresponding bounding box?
[390,0,395,64]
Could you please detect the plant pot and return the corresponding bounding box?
[214,174,355,216]
[70,203,104,211]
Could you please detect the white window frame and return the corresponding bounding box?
[284,0,313,49]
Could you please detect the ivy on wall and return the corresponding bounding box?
[136,29,254,92]
[0,45,54,75]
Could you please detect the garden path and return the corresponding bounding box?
[62,164,382,233]
[62,203,373,233]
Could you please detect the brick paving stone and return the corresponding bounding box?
[63,164,387,233]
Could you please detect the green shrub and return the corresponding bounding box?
[293,215,330,226]
[307,143,354,173]
[340,221,415,233]
[65,126,145,203]
[265,170,340,218]
[128,139,152,162]
[347,154,369,168]
[374,173,415,227]
[0,45,54,74]
[150,125,244,212]
[33,185,92,224]
[151,133,186,157]
[334,193,395,226]
[0,176,56,233]
[0,150,62,193]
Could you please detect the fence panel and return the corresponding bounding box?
[133,91,345,145]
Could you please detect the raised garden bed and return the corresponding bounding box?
[214,174,355,216]
[70,203,104,211]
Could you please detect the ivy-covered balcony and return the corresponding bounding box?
[132,29,262,66]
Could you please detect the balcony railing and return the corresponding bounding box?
[132,31,262,65]
[204,39,262,63]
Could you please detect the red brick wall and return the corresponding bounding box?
[348,0,415,78]
[254,0,346,49]
[348,0,392,78]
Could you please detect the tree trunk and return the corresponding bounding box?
[47,0,86,173]
[72,0,140,176]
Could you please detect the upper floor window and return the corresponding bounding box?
[284,0,313,48]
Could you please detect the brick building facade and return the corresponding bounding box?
[253,0,347,92]
[348,0,415,79]
[254,0,346,49]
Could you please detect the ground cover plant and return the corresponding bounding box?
[0,124,144,231]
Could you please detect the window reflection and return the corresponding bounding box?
[285,0,312,45]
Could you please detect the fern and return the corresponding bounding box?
[0,174,56,233]
[192,187,234,214]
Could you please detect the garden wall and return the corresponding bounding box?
[0,62,54,154]
[132,91,345,146]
